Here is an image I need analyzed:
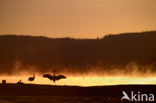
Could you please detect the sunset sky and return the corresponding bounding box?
[0,0,156,38]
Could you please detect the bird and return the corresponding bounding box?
[17,80,24,84]
[43,73,66,83]
[28,74,35,83]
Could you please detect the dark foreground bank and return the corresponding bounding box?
[0,83,156,97]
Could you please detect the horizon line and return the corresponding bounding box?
[0,30,156,40]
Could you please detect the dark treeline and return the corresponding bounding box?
[0,31,156,74]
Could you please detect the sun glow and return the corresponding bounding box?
[0,75,156,86]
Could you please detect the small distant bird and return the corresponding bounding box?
[43,73,66,83]
[17,80,24,84]
[28,74,35,83]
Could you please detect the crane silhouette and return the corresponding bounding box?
[43,73,66,83]
[28,74,35,83]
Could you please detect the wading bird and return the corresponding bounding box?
[43,73,66,83]
[28,74,35,83]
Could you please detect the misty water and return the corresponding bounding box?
[0,75,156,86]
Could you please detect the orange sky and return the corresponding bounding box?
[1,74,156,86]
[0,0,156,38]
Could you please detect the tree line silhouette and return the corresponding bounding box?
[0,31,156,74]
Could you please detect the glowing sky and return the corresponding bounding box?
[0,0,156,38]
[1,75,156,86]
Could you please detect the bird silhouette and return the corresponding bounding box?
[17,80,24,84]
[43,73,66,83]
[28,74,35,83]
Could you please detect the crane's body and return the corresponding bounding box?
[28,74,35,82]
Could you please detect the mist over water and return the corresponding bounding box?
[0,60,156,76]
[1,74,156,86]
[0,62,156,86]
[0,31,156,86]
